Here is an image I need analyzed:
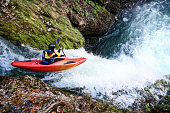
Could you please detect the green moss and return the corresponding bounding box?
[31,86,37,89]
[0,0,85,50]
[92,9,97,15]
[85,11,89,17]
[75,0,80,3]
[7,84,13,90]
[89,1,95,7]
[145,103,151,112]
[83,2,87,6]
[63,107,67,112]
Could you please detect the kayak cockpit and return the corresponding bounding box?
[39,58,65,65]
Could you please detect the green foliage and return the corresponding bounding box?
[145,103,151,112]
[95,3,106,13]
[90,1,95,7]
[75,0,79,3]
[83,2,87,6]
[63,108,67,112]
[85,11,89,17]
[87,0,92,5]
[155,89,170,112]
[31,86,37,89]
[92,9,97,15]
[80,12,84,17]
[7,84,13,90]
[73,3,81,13]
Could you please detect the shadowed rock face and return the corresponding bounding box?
[67,5,114,37]
[68,0,139,36]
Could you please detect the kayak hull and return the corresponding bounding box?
[11,58,86,72]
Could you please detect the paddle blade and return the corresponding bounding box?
[56,37,60,46]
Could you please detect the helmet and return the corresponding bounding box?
[48,44,56,50]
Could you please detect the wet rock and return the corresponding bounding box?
[131,76,170,113]
[67,1,114,37]
[0,76,125,112]
[0,0,10,7]
[75,107,81,112]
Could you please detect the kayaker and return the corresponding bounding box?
[42,44,66,64]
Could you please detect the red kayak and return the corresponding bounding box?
[11,58,86,72]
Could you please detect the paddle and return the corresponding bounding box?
[56,37,66,56]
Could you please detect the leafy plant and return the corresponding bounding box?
[85,11,88,17]
[92,9,97,15]
[76,0,79,3]
[83,2,87,6]
[63,108,67,112]
[145,103,151,112]
[80,12,84,17]
[90,1,95,7]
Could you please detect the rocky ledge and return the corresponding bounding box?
[0,76,125,113]
[0,75,169,112]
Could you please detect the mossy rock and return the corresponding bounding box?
[0,0,85,50]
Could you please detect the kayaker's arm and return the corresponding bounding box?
[57,48,61,53]
[55,46,66,57]
[53,50,66,57]
[53,53,66,57]
[60,55,66,57]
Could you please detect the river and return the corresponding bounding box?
[0,0,170,108]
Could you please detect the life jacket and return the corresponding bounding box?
[42,50,60,64]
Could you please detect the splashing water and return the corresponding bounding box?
[0,37,24,75]
[0,36,42,76]
[0,0,170,108]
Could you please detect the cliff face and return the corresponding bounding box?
[0,0,139,50]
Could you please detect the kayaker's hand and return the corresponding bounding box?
[60,54,66,57]
[59,46,63,50]
[61,54,66,57]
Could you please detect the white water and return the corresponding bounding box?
[0,36,42,75]
[42,1,170,107]
[0,37,25,73]
[0,0,170,108]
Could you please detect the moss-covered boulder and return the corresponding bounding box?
[0,0,84,50]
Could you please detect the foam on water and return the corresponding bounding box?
[0,37,25,73]
[42,0,170,107]
[42,47,164,107]
[0,36,42,75]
